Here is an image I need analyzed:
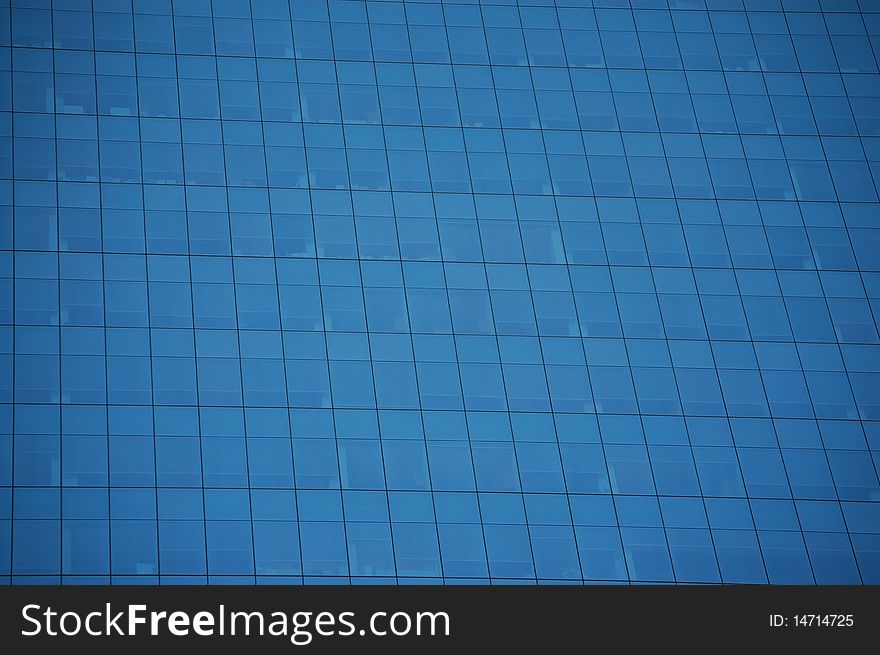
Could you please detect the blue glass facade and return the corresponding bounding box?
[2,0,880,585]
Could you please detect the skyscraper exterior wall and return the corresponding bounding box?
[1,0,879,585]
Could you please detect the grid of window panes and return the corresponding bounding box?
[2,0,880,585]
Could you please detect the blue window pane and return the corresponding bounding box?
[4,0,878,588]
